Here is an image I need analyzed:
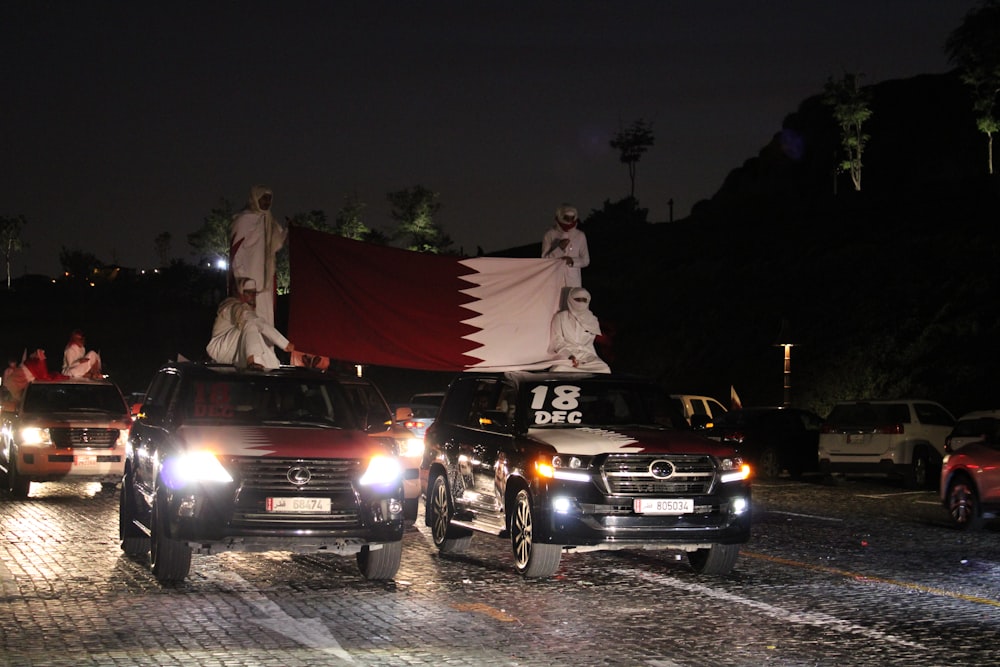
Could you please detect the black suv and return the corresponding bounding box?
[421,371,752,577]
[120,362,407,583]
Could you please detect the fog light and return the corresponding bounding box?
[552,496,572,513]
[731,497,748,515]
[388,499,403,515]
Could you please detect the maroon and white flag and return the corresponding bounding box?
[288,227,566,371]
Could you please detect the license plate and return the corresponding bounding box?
[634,498,693,514]
[266,497,331,513]
[75,455,97,465]
[847,434,866,444]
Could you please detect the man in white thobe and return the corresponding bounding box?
[549,287,611,374]
[206,278,294,370]
[229,184,287,327]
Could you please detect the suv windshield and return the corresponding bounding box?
[23,383,127,415]
[180,376,358,428]
[524,380,682,429]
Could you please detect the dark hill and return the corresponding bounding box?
[577,71,1000,417]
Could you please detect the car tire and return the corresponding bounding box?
[510,487,561,577]
[946,475,984,530]
[688,543,740,575]
[119,475,150,557]
[427,475,472,554]
[149,491,191,584]
[7,454,30,499]
[757,448,781,480]
[356,541,403,580]
[903,448,930,490]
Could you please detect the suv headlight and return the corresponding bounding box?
[537,454,593,482]
[20,427,52,446]
[359,455,402,487]
[161,452,234,489]
[719,456,751,483]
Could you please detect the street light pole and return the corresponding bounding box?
[774,318,796,408]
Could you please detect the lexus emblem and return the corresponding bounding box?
[649,459,675,479]
[287,465,312,486]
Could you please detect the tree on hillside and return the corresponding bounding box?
[388,185,452,253]
[609,118,656,199]
[187,199,235,266]
[0,215,27,289]
[946,0,1000,174]
[59,248,103,281]
[334,192,377,242]
[823,72,872,192]
[585,197,649,227]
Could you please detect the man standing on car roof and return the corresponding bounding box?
[542,204,590,284]
[207,277,294,370]
[230,184,286,327]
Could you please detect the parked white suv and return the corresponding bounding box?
[818,399,955,488]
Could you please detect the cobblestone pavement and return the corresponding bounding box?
[2,476,999,666]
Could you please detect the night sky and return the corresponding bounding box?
[3,1,979,276]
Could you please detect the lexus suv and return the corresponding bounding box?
[818,399,955,488]
[1,378,131,498]
[421,371,752,577]
[120,362,407,584]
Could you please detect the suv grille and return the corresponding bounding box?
[233,457,361,493]
[600,454,716,495]
[50,428,120,448]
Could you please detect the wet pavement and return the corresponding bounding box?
[2,475,999,666]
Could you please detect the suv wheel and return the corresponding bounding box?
[946,476,984,530]
[357,541,403,580]
[903,448,930,489]
[510,488,561,577]
[149,492,191,584]
[688,543,740,575]
[119,476,150,557]
[428,475,472,554]
[8,455,30,499]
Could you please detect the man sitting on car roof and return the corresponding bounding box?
[206,277,294,370]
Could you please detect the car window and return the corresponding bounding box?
[526,380,663,428]
[23,383,127,415]
[914,402,954,427]
[179,377,355,427]
[953,417,1000,438]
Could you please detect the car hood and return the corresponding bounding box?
[176,424,389,459]
[527,426,735,457]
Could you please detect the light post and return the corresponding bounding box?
[774,318,796,407]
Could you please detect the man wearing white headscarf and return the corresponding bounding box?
[207,278,294,370]
[548,287,610,373]
[230,184,287,327]
[541,204,590,289]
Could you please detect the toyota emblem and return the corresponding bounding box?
[649,459,675,479]
[287,465,312,486]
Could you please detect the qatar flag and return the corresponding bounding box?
[287,227,566,371]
